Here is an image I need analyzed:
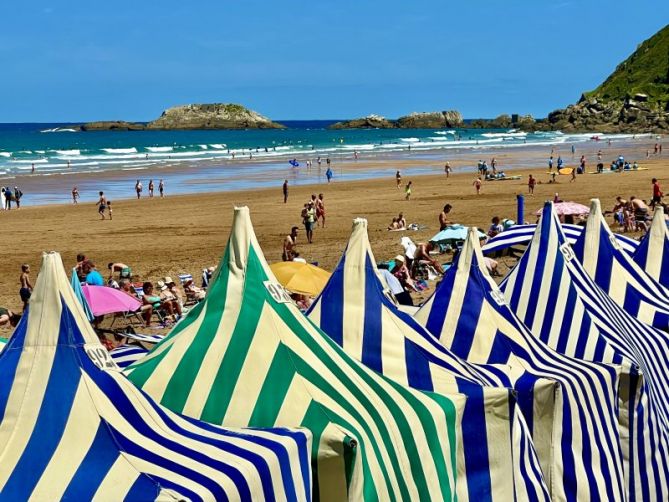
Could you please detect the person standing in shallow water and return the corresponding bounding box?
[283,180,289,203]
[159,179,165,197]
[148,179,154,198]
[135,179,142,199]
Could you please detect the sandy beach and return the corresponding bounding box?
[0,139,666,327]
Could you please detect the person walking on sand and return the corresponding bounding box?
[159,179,164,197]
[148,179,154,198]
[135,179,142,199]
[302,202,316,244]
[548,156,554,172]
[444,162,451,178]
[405,181,413,200]
[72,186,79,204]
[316,193,326,228]
[396,170,402,189]
[473,177,482,195]
[97,191,107,220]
[570,168,576,182]
[528,174,536,195]
[107,201,113,220]
[19,264,33,311]
[283,179,289,203]
[651,178,663,209]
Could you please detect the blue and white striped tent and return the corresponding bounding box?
[415,226,626,501]
[482,223,639,254]
[572,199,669,330]
[0,252,312,501]
[501,201,669,501]
[308,218,553,501]
[110,344,150,369]
[633,208,669,289]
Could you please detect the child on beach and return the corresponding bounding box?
[405,181,413,200]
[19,264,33,311]
[473,177,482,195]
[528,175,536,195]
[107,201,113,220]
[444,162,451,178]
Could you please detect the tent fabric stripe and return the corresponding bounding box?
[501,202,669,501]
[632,208,669,289]
[126,206,464,501]
[0,252,312,502]
[482,223,639,254]
[414,225,626,501]
[571,200,669,331]
[307,218,551,501]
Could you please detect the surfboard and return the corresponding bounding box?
[559,167,573,175]
[0,189,5,210]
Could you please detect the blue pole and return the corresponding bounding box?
[517,194,525,224]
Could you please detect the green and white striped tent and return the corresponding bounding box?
[127,206,466,501]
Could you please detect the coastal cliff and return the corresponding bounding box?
[80,103,284,131]
[543,24,669,133]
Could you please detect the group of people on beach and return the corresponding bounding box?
[135,179,164,199]
[0,186,23,210]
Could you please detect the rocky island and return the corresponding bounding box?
[79,103,284,131]
[329,110,463,129]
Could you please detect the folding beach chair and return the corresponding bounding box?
[132,283,169,325]
[179,273,201,307]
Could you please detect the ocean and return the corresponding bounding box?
[0,121,644,205]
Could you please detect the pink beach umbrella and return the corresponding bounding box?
[535,201,590,217]
[81,285,141,316]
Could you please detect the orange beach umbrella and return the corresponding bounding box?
[269,261,332,297]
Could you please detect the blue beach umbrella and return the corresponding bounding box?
[70,267,94,321]
[430,224,485,244]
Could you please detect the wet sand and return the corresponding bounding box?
[0,140,666,330]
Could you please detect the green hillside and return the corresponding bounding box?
[585,24,669,106]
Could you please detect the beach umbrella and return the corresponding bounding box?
[70,268,94,321]
[535,201,589,216]
[269,261,331,296]
[430,224,485,244]
[81,284,141,316]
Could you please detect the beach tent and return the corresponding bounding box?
[414,227,626,501]
[572,199,669,330]
[481,223,638,254]
[126,207,465,501]
[307,218,552,501]
[0,252,312,501]
[110,343,150,368]
[501,201,669,501]
[633,208,669,288]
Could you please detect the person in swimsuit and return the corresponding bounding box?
[405,181,412,200]
[135,179,142,199]
[316,193,326,228]
[439,204,453,230]
[159,179,165,197]
[0,307,20,327]
[97,191,107,220]
[72,186,79,204]
[528,175,536,195]
[630,196,649,232]
[283,180,289,203]
[19,264,33,311]
[148,179,154,198]
[283,226,298,261]
[396,170,402,189]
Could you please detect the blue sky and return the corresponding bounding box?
[1,1,667,122]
